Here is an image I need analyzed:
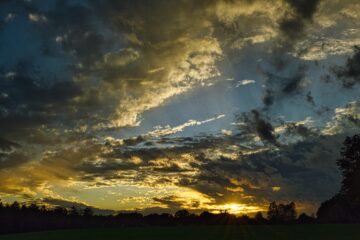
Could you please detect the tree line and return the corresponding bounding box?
[0,200,313,234]
[0,133,359,234]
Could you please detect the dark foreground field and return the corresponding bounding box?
[1,225,360,240]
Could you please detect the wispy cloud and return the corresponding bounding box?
[148,114,226,137]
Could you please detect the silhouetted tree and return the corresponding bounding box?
[145,213,174,226]
[254,211,266,224]
[317,134,360,223]
[237,214,251,224]
[115,212,144,226]
[82,207,93,217]
[10,201,20,210]
[267,201,279,221]
[283,202,297,222]
[174,209,190,218]
[69,206,79,217]
[317,194,356,223]
[267,201,297,223]
[297,213,315,224]
[53,206,67,215]
[199,211,215,225]
[28,203,39,212]
[337,134,360,201]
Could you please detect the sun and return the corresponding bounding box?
[216,203,264,215]
[222,203,244,214]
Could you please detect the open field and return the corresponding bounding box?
[0,225,360,240]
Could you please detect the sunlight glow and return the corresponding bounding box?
[214,203,264,215]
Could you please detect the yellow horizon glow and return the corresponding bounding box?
[211,203,264,215]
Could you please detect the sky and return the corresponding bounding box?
[0,0,359,216]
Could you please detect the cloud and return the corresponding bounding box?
[84,0,224,129]
[28,13,47,23]
[152,195,186,210]
[147,115,225,138]
[295,37,360,61]
[239,79,256,85]
[283,121,317,138]
[0,152,28,169]
[179,133,343,210]
[286,0,321,19]
[221,129,232,136]
[333,46,360,88]
[0,72,83,144]
[151,188,216,213]
[278,0,321,44]
[258,64,309,108]
[0,112,352,214]
[101,48,140,67]
[262,90,274,107]
[233,79,256,88]
[41,197,117,215]
[306,91,316,106]
[4,13,16,23]
[322,101,360,135]
[237,110,281,147]
[0,138,20,151]
[281,65,307,94]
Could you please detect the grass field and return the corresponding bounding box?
[0,225,359,240]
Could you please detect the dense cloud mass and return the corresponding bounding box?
[0,0,359,215]
[279,0,321,43]
[333,46,360,88]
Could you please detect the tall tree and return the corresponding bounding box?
[337,134,360,201]
[267,201,297,223]
[267,201,279,221]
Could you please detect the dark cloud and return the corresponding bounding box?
[41,197,117,215]
[306,91,316,106]
[0,152,28,169]
[153,195,185,210]
[285,0,321,19]
[333,46,360,88]
[283,122,317,138]
[0,112,348,213]
[0,73,83,142]
[281,65,307,94]
[346,114,360,127]
[332,101,360,128]
[263,90,274,107]
[121,136,147,146]
[279,0,321,43]
[177,134,343,206]
[43,1,111,67]
[0,0,122,139]
[237,110,281,147]
[263,0,319,103]
[0,137,20,151]
[259,64,308,108]
[76,158,141,175]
